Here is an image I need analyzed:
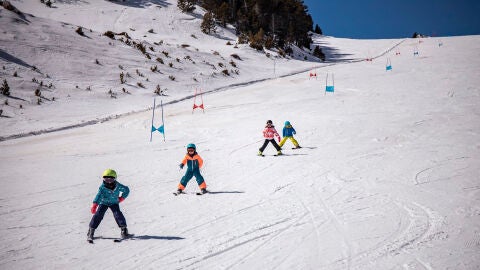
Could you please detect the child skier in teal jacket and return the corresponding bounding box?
[279,121,301,149]
[87,169,130,242]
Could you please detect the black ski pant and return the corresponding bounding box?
[259,139,281,152]
[89,204,127,229]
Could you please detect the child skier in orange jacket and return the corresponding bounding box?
[175,143,207,195]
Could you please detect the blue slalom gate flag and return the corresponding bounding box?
[150,98,165,142]
[151,125,164,133]
[325,73,335,95]
[386,58,392,71]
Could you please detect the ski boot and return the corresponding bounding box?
[276,150,283,156]
[257,151,264,156]
[120,226,130,239]
[87,227,95,243]
[200,188,208,194]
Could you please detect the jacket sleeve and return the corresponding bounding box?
[282,127,287,137]
[181,155,188,165]
[197,155,203,168]
[292,128,296,135]
[119,183,130,199]
[93,187,102,204]
[273,128,280,138]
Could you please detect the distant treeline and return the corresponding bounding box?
[180,0,322,51]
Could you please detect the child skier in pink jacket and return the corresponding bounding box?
[258,120,282,156]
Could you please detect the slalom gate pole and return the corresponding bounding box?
[161,100,165,141]
[325,73,328,96]
[150,98,156,142]
[200,88,205,113]
[192,88,197,114]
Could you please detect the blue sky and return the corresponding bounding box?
[302,0,480,39]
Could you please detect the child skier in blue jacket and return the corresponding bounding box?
[279,121,301,149]
[87,169,130,242]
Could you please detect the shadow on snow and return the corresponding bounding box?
[98,235,185,240]
[0,49,35,70]
[207,191,245,195]
[105,0,170,8]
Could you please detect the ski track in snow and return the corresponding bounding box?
[1,2,480,269]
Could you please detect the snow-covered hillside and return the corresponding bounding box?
[0,0,403,139]
[1,1,480,270]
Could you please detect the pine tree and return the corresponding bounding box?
[216,2,229,27]
[249,28,265,50]
[314,24,322,35]
[1,79,10,96]
[177,0,196,13]
[201,11,216,34]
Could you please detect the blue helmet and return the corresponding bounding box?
[186,143,196,150]
[285,121,291,126]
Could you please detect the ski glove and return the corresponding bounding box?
[179,163,184,169]
[91,203,98,214]
[277,137,281,143]
[118,197,125,203]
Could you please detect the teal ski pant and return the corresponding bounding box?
[180,168,205,187]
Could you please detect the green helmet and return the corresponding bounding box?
[186,143,196,150]
[102,169,117,178]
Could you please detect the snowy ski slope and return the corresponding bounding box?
[1,1,480,269]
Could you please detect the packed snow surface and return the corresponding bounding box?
[1,1,479,269]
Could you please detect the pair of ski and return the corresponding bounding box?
[258,146,302,157]
[173,190,208,196]
[258,153,283,157]
[87,234,134,244]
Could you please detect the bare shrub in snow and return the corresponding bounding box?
[103,31,115,39]
[75,27,84,36]
[154,85,166,96]
[1,79,10,96]
[120,72,125,84]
